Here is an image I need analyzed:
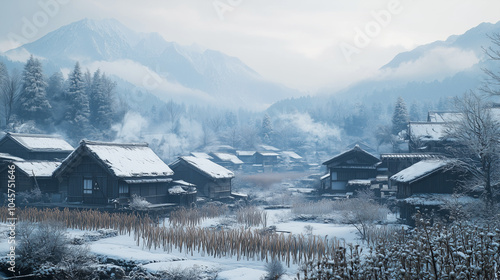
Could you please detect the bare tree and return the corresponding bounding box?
[445,91,500,205]
[1,69,21,128]
[481,33,500,96]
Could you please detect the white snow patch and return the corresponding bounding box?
[217,268,266,280]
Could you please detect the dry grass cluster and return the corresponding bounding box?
[136,224,344,266]
[1,207,344,266]
[169,204,228,227]
[236,206,267,227]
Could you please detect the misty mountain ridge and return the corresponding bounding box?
[318,20,500,106]
[1,18,300,110]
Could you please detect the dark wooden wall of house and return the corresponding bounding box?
[129,183,169,204]
[254,154,278,165]
[66,155,116,204]
[396,170,459,199]
[333,168,377,181]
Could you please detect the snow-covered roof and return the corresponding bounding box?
[211,153,243,164]
[14,161,61,177]
[391,159,455,183]
[190,152,213,160]
[173,156,234,179]
[56,140,173,178]
[280,151,302,160]
[408,122,448,141]
[320,173,330,180]
[168,186,190,195]
[173,180,196,187]
[4,133,73,152]
[323,145,380,166]
[257,144,280,151]
[256,151,279,157]
[236,151,255,156]
[380,153,440,159]
[0,153,24,161]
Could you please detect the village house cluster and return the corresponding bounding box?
[0,133,307,208]
[320,110,489,222]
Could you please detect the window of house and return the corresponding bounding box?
[83,179,92,194]
[119,184,129,197]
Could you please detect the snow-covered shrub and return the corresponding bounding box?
[158,264,219,280]
[261,259,286,280]
[129,194,152,210]
[17,221,69,273]
[16,221,97,277]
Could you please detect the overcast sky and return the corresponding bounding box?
[1,0,500,92]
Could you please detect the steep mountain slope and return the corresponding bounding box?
[1,18,300,109]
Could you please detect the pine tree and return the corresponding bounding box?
[65,62,90,140]
[19,55,52,125]
[391,97,409,135]
[90,71,115,131]
[261,114,273,143]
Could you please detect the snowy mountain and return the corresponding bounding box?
[323,20,500,105]
[1,18,300,110]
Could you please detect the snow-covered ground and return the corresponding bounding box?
[0,208,362,279]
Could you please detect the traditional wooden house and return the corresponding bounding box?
[53,140,174,205]
[210,152,243,170]
[322,145,380,192]
[391,159,462,199]
[254,151,279,165]
[169,156,234,199]
[236,151,255,164]
[0,161,61,196]
[407,122,451,153]
[0,133,73,161]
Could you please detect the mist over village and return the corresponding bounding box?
[0,1,499,279]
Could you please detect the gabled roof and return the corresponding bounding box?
[211,152,243,165]
[1,133,73,152]
[408,122,448,142]
[171,156,234,179]
[323,145,380,167]
[54,140,173,179]
[280,151,302,160]
[10,161,61,178]
[390,159,456,184]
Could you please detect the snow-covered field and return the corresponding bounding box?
[0,208,362,279]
